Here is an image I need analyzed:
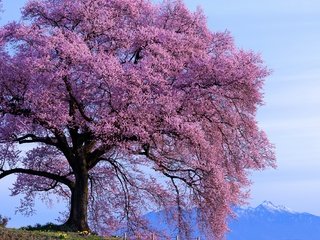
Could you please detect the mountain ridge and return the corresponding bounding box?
[143,201,320,240]
[229,201,320,240]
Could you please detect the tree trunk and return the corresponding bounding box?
[64,168,90,232]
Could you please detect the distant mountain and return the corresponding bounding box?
[143,201,320,240]
[227,201,320,240]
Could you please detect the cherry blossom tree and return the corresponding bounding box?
[0,0,275,238]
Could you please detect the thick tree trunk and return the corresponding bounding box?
[64,168,90,232]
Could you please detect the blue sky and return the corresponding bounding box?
[1,0,320,227]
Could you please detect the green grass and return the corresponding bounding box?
[0,227,121,240]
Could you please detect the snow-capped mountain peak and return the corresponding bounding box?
[261,200,277,208]
[228,201,320,240]
[258,200,295,213]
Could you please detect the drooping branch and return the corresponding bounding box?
[140,145,203,188]
[0,168,75,189]
[110,161,131,221]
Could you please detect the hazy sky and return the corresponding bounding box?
[1,0,320,227]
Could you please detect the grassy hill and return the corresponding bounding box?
[0,227,120,240]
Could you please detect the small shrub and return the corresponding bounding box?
[0,214,10,227]
[20,222,61,231]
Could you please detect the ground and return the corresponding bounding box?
[0,227,120,240]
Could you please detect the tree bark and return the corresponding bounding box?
[64,168,90,232]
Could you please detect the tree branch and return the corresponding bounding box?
[14,134,58,146]
[63,76,92,122]
[0,168,75,189]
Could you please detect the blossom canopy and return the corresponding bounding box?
[0,0,275,239]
